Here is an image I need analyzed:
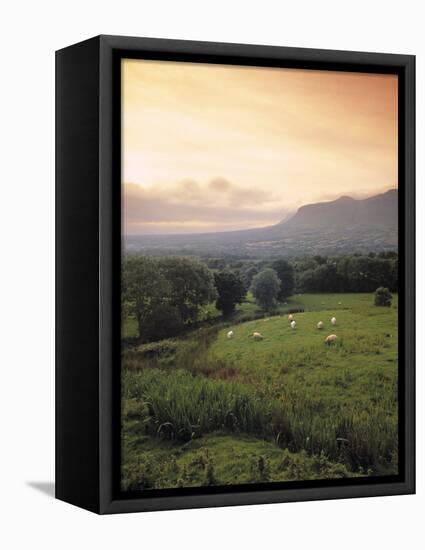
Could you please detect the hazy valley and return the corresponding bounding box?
[125,189,398,258]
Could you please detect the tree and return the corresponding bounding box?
[250,268,281,311]
[389,258,398,292]
[214,270,246,317]
[141,303,183,342]
[374,287,392,307]
[297,268,317,293]
[122,256,172,340]
[157,257,217,323]
[271,259,295,300]
[297,263,341,293]
[240,264,260,291]
[313,255,328,265]
[205,258,227,270]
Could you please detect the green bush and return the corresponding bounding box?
[374,287,392,307]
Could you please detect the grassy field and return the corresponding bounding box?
[121,293,398,490]
[122,291,304,340]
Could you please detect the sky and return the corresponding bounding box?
[122,59,398,235]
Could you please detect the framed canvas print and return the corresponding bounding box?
[56,35,415,514]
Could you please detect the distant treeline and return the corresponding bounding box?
[206,251,398,295]
[122,251,398,342]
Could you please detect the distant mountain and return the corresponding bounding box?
[125,189,398,258]
[282,189,397,230]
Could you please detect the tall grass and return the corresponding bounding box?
[123,369,272,439]
[122,366,398,472]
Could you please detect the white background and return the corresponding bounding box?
[1,1,423,548]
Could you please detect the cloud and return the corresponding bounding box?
[123,179,287,234]
[122,60,398,223]
[208,177,231,192]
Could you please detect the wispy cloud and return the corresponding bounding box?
[123,180,287,234]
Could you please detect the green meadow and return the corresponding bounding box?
[121,292,398,490]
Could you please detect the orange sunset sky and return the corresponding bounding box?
[122,59,398,235]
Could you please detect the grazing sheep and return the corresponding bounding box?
[227,330,234,339]
[338,301,342,305]
[317,321,324,329]
[252,332,264,341]
[290,320,296,330]
[331,317,337,325]
[325,334,338,345]
[288,314,294,322]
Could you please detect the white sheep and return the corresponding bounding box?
[290,320,296,329]
[252,332,264,341]
[331,317,337,325]
[288,314,294,322]
[227,330,234,339]
[325,334,338,345]
[317,321,324,329]
[338,301,342,305]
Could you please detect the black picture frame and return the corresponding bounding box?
[56,35,415,514]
